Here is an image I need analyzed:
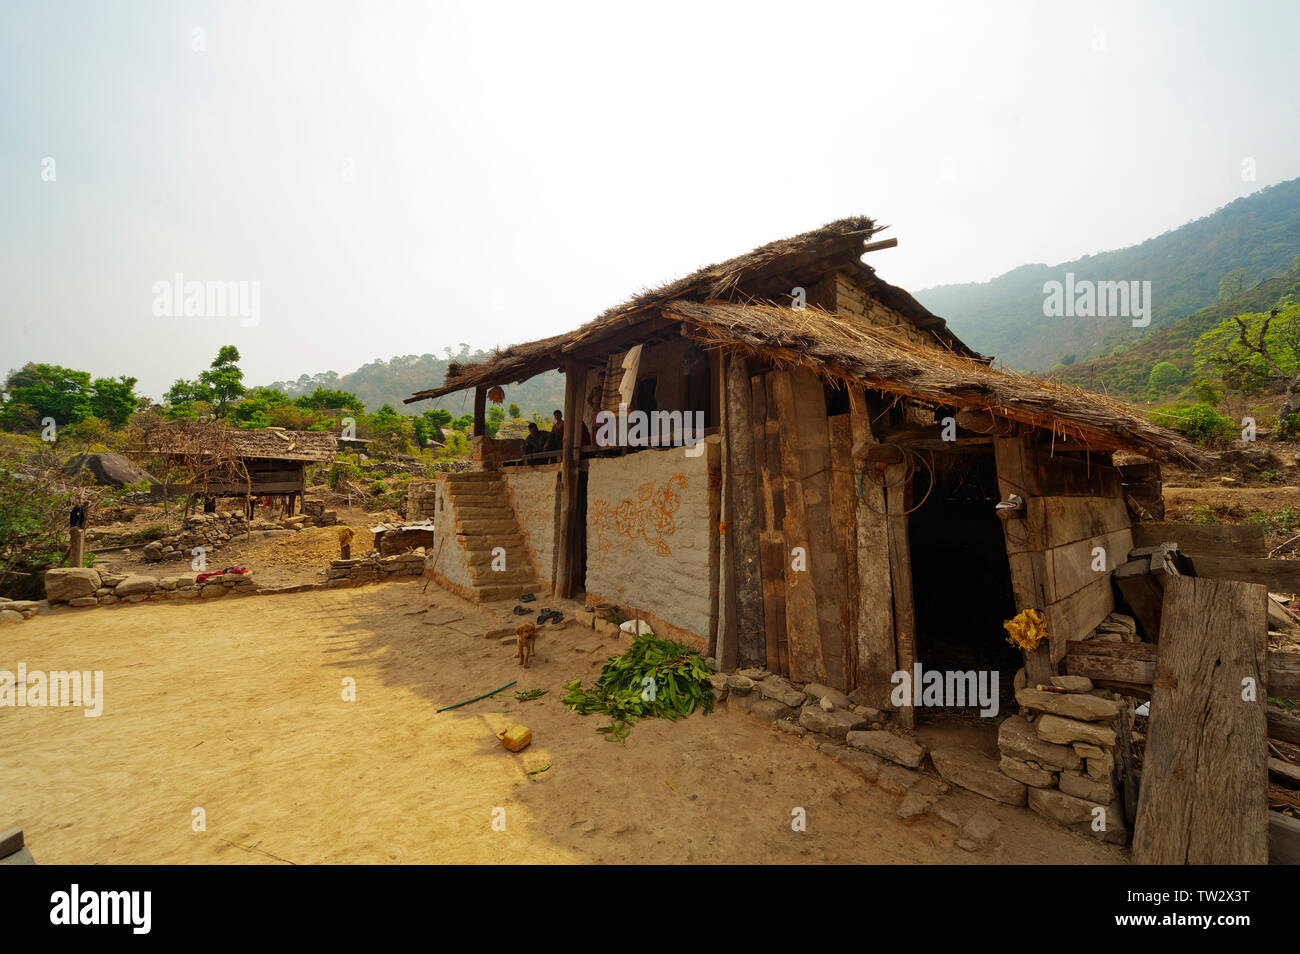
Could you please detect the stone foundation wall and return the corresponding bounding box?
[423,476,474,594]
[584,445,714,645]
[501,465,560,590]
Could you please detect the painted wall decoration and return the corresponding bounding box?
[589,473,688,557]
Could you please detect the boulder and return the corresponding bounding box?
[748,697,798,723]
[1015,687,1122,722]
[798,705,868,740]
[876,764,921,794]
[930,746,1027,806]
[60,452,156,488]
[1035,714,1117,747]
[997,715,1081,771]
[824,746,883,781]
[1073,742,1105,760]
[113,575,159,597]
[845,729,925,768]
[68,597,98,607]
[725,673,755,694]
[44,568,102,603]
[1050,675,1093,692]
[1027,787,1127,844]
[957,811,1000,851]
[0,609,23,624]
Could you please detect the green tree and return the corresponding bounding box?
[89,376,139,427]
[1218,267,1253,302]
[508,402,521,419]
[486,405,505,438]
[1147,361,1183,393]
[1194,302,1300,395]
[199,345,246,412]
[293,387,365,413]
[1,363,93,427]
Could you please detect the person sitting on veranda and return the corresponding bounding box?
[523,423,547,456]
[545,410,564,451]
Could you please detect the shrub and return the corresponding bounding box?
[1150,402,1236,447]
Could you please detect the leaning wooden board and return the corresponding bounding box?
[1132,523,1266,556]
[1132,577,1270,865]
[1186,555,1300,594]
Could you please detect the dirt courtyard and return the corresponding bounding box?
[2,581,1124,864]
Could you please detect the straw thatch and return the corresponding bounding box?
[144,426,338,463]
[407,217,965,403]
[664,299,1204,463]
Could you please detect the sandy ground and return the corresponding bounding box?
[1,581,1126,865]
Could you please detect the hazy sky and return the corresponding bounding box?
[3,0,1298,400]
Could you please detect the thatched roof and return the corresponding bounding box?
[407,217,969,403]
[145,427,338,462]
[664,300,1203,463]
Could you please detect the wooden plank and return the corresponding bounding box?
[771,370,823,684]
[993,435,1054,683]
[1133,523,1265,556]
[716,351,735,670]
[724,354,765,669]
[761,373,789,676]
[1113,566,1166,642]
[1045,528,1133,603]
[1032,451,1123,497]
[849,388,896,706]
[1269,757,1300,787]
[829,414,859,691]
[1270,652,1300,699]
[751,373,783,677]
[1270,812,1300,865]
[789,370,846,688]
[1132,576,1269,865]
[884,460,915,725]
[1065,639,1158,684]
[1187,554,1300,592]
[1044,574,1115,664]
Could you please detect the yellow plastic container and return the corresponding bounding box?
[496,724,532,752]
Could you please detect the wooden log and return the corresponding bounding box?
[1270,705,1300,745]
[1269,757,1300,787]
[829,414,859,691]
[724,354,765,669]
[751,374,783,677]
[1132,522,1265,556]
[954,407,1017,436]
[1271,652,1300,699]
[1187,554,1300,592]
[772,371,823,684]
[759,373,789,676]
[849,388,896,706]
[884,459,915,725]
[473,386,487,438]
[1132,577,1269,865]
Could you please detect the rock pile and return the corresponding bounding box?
[325,551,425,586]
[996,665,1129,845]
[85,508,341,563]
[43,567,257,606]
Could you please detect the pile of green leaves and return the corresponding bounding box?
[562,635,715,741]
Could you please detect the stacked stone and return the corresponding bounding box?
[44,567,257,606]
[0,598,44,623]
[325,550,425,587]
[998,668,1128,844]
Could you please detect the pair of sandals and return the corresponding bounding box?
[536,609,563,625]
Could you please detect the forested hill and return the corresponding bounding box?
[916,178,1300,371]
[263,350,565,418]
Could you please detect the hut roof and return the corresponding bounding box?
[224,429,338,462]
[143,427,338,463]
[664,300,1204,463]
[407,217,970,403]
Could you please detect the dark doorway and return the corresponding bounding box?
[906,450,1020,716]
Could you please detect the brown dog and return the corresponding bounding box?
[515,622,536,668]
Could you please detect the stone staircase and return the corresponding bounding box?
[443,471,539,602]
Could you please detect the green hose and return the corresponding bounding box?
[436,680,518,713]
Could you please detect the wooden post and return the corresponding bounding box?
[1132,576,1269,864]
[724,354,765,669]
[473,387,487,438]
[752,372,787,677]
[68,527,84,569]
[848,388,896,706]
[554,362,584,599]
[884,460,915,727]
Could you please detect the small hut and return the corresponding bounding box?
[405,217,1202,708]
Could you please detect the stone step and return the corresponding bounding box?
[446,471,502,481]
[468,567,537,586]
[459,531,525,547]
[456,519,519,536]
[474,581,540,603]
[453,505,509,520]
[465,547,529,567]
